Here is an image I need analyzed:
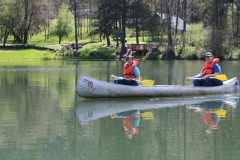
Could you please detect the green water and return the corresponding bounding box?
[1,60,240,160]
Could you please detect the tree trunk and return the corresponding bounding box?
[135,0,140,44]
[165,0,175,60]
[106,34,111,47]
[115,20,119,47]
[175,0,180,36]
[47,11,50,39]
[45,29,47,41]
[120,0,127,60]
[23,0,28,44]
[23,32,28,44]
[74,0,79,51]
[182,0,187,32]
[3,30,9,47]
[59,36,62,44]
[237,3,240,46]
[12,31,22,43]
[80,19,83,40]
[142,31,144,42]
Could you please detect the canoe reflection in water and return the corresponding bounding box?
[76,95,239,136]
[187,100,237,134]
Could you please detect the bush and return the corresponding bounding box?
[177,46,204,60]
[80,44,115,59]
[88,50,114,59]
[145,48,161,60]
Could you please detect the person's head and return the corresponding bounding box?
[125,56,133,65]
[204,52,214,62]
[124,127,139,139]
[124,127,133,139]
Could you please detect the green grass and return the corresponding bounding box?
[0,49,60,60]
[28,32,96,47]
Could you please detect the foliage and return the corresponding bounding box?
[145,48,161,60]
[80,44,115,59]
[50,4,73,44]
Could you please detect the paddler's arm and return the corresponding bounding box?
[186,73,203,80]
[111,75,118,79]
[111,75,124,80]
[202,73,220,79]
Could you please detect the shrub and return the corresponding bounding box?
[80,45,115,59]
[145,48,161,60]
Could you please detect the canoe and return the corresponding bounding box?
[76,95,239,125]
[76,74,240,98]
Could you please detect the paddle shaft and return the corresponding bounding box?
[190,74,227,81]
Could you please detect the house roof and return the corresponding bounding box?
[156,12,186,31]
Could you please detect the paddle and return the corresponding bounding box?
[190,74,228,81]
[141,112,154,120]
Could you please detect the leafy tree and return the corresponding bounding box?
[128,1,152,44]
[0,1,19,47]
[94,0,116,47]
[51,4,73,44]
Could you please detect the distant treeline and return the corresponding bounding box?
[0,0,240,59]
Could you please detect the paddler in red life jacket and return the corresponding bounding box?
[111,55,141,86]
[186,52,223,87]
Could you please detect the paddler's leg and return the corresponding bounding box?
[113,79,138,86]
[193,79,205,86]
[121,79,138,86]
[205,78,223,87]
[128,80,139,86]
[113,78,124,84]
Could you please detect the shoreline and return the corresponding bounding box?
[1,45,240,61]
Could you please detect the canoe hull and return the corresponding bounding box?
[76,75,240,98]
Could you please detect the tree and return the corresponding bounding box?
[51,4,73,44]
[208,0,229,57]
[21,0,50,44]
[120,0,127,60]
[0,0,51,44]
[164,0,176,59]
[74,0,79,51]
[94,0,118,47]
[0,0,19,47]
[128,0,151,44]
[70,0,79,51]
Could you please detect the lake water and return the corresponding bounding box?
[0,60,240,160]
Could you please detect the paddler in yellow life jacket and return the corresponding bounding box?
[187,52,223,87]
[112,55,141,86]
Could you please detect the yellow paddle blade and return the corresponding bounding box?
[215,74,228,81]
[141,112,154,120]
[214,109,227,118]
[141,80,155,87]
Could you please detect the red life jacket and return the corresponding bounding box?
[202,111,219,129]
[123,60,140,79]
[202,58,220,76]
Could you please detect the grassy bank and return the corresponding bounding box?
[0,49,60,60]
[0,44,116,61]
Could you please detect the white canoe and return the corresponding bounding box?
[76,75,240,98]
[76,95,239,125]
